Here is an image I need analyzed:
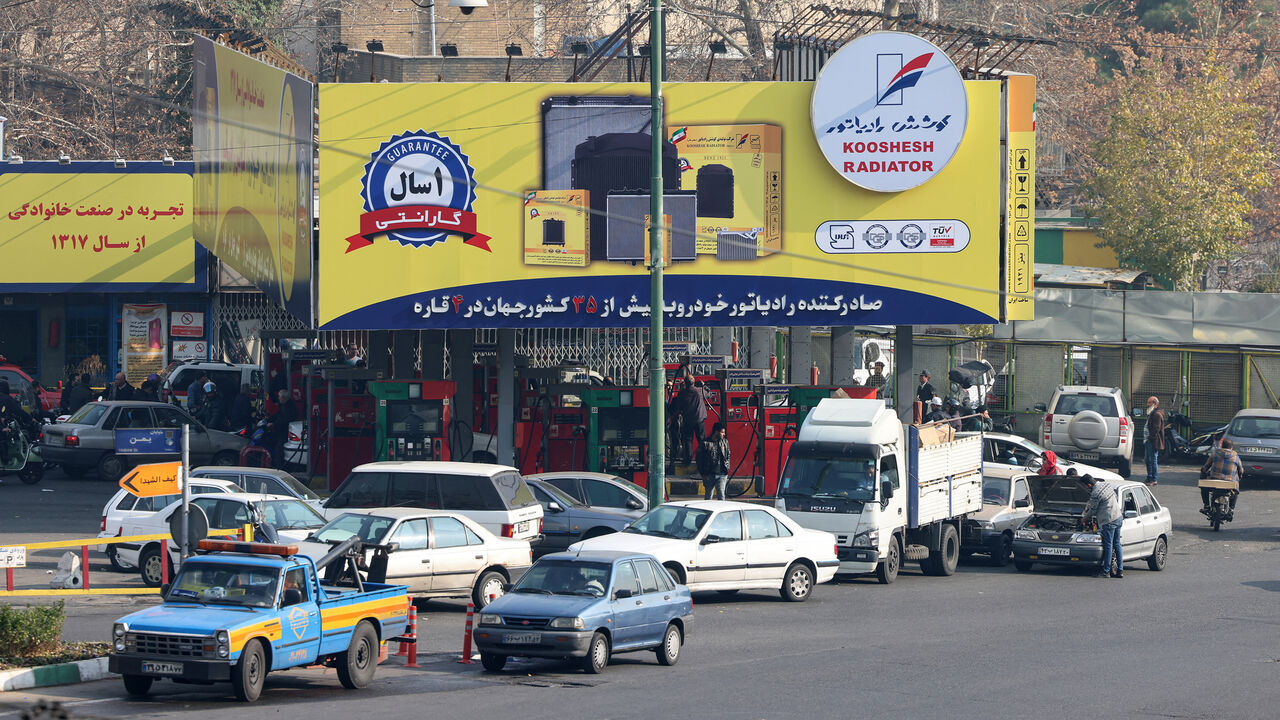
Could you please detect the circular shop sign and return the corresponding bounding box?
[811,32,969,193]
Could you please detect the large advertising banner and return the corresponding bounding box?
[1005,75,1036,320]
[193,35,314,326]
[122,303,167,385]
[319,78,1004,329]
[0,162,206,291]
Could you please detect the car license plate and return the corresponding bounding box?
[1068,452,1099,461]
[516,520,531,534]
[141,661,183,675]
[1245,446,1275,455]
[1037,547,1070,556]
[503,632,541,644]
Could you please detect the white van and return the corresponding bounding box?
[322,462,544,542]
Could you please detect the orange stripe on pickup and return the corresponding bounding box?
[320,597,408,634]
[230,619,282,653]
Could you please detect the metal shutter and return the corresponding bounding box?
[1188,353,1242,423]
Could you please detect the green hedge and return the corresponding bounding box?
[0,602,64,656]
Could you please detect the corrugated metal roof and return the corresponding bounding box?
[1034,264,1151,288]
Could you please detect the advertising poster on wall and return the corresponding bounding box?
[318,36,1015,329]
[192,35,314,326]
[0,162,206,292]
[122,303,167,385]
[1005,74,1036,320]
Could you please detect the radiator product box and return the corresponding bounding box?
[606,192,698,263]
[670,124,782,257]
[522,190,590,267]
[571,132,681,262]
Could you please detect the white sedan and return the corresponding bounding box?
[569,500,838,602]
[295,508,532,608]
[983,432,1123,483]
[116,493,327,587]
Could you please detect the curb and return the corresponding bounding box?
[0,657,110,692]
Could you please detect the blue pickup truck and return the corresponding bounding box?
[109,539,410,702]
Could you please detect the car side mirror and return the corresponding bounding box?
[1131,407,1143,417]
[385,542,400,552]
[547,501,564,513]
[1014,498,1030,508]
[1123,509,1138,519]
[501,582,512,593]
[701,534,721,545]
[160,583,171,598]
[625,497,643,510]
[282,588,303,607]
[613,588,633,600]
[1033,403,1047,412]
[880,481,894,500]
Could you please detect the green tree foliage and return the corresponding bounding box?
[1083,59,1274,289]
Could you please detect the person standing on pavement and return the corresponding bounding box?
[186,371,209,414]
[106,372,134,401]
[266,389,298,469]
[1144,396,1166,486]
[66,373,93,412]
[1080,474,1124,578]
[135,374,161,402]
[230,384,255,432]
[916,371,935,407]
[697,422,731,500]
[864,361,888,398]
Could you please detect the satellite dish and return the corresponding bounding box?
[169,504,210,550]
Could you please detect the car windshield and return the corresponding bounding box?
[623,505,711,540]
[276,474,322,501]
[513,560,611,597]
[260,500,327,530]
[168,562,280,608]
[308,513,396,544]
[779,456,877,502]
[983,478,1011,504]
[1053,394,1118,416]
[67,403,107,425]
[1229,416,1280,439]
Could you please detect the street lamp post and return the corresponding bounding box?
[646,0,665,510]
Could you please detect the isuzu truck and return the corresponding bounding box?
[774,398,982,584]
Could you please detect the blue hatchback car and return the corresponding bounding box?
[474,550,693,674]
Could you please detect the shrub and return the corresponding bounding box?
[0,602,65,656]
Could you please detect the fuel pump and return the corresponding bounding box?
[583,385,653,489]
[369,379,456,463]
[513,366,590,474]
[716,368,769,485]
[310,365,382,491]
[753,384,880,497]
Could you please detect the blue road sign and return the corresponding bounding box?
[114,428,181,455]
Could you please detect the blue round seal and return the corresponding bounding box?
[361,130,476,247]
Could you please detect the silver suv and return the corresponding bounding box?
[1040,386,1134,478]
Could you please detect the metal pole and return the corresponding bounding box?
[180,423,191,563]
[646,0,665,510]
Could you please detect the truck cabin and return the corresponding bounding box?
[779,441,900,508]
[162,541,317,610]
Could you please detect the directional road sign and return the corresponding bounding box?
[119,461,182,497]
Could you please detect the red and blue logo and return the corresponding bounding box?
[876,52,933,106]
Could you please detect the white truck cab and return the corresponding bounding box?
[774,399,983,584]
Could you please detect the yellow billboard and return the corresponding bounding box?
[1005,74,1036,320]
[193,36,313,324]
[0,163,204,291]
[318,80,1006,329]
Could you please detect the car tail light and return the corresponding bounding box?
[100,516,107,531]
[1119,417,1129,443]
[500,523,514,538]
[538,518,544,533]
[1042,414,1052,441]
[65,434,79,447]
[288,430,301,442]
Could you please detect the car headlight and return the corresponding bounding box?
[1014,529,1037,540]
[548,617,585,629]
[113,623,127,638]
[976,520,995,530]
[852,529,879,547]
[215,629,230,658]
[1072,533,1102,544]
[478,613,502,626]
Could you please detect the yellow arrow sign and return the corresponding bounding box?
[119,462,182,497]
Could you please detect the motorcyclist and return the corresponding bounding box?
[1200,438,1242,517]
[0,378,37,466]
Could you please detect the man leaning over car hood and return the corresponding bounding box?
[1081,475,1124,579]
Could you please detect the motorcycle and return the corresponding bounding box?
[0,418,44,484]
[236,416,273,468]
[1201,487,1235,531]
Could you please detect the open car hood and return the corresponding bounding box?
[1026,475,1091,512]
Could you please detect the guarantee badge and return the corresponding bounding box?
[345,130,491,253]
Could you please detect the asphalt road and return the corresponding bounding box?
[1,464,1278,719]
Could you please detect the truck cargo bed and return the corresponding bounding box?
[908,430,984,528]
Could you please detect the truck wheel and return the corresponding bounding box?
[139,546,171,588]
[988,534,1012,567]
[121,674,153,696]
[655,622,682,666]
[876,536,900,584]
[336,621,378,690]
[231,639,267,702]
[480,652,507,672]
[923,525,960,577]
[581,632,610,674]
[473,570,506,608]
[779,562,814,602]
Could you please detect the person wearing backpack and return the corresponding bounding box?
[697,422,731,500]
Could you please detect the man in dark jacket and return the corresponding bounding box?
[66,374,94,413]
[697,422,732,500]
[266,389,297,469]
[0,379,36,466]
[106,372,134,401]
[59,375,77,414]
[186,372,209,414]
[1144,395,1166,486]
[230,384,255,431]
[675,378,708,464]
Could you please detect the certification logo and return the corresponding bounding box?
[815,220,969,254]
[899,223,925,249]
[345,130,491,253]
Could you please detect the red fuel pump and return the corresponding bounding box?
[756,385,803,497]
[716,369,769,486]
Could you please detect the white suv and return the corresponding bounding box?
[1040,386,1134,478]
